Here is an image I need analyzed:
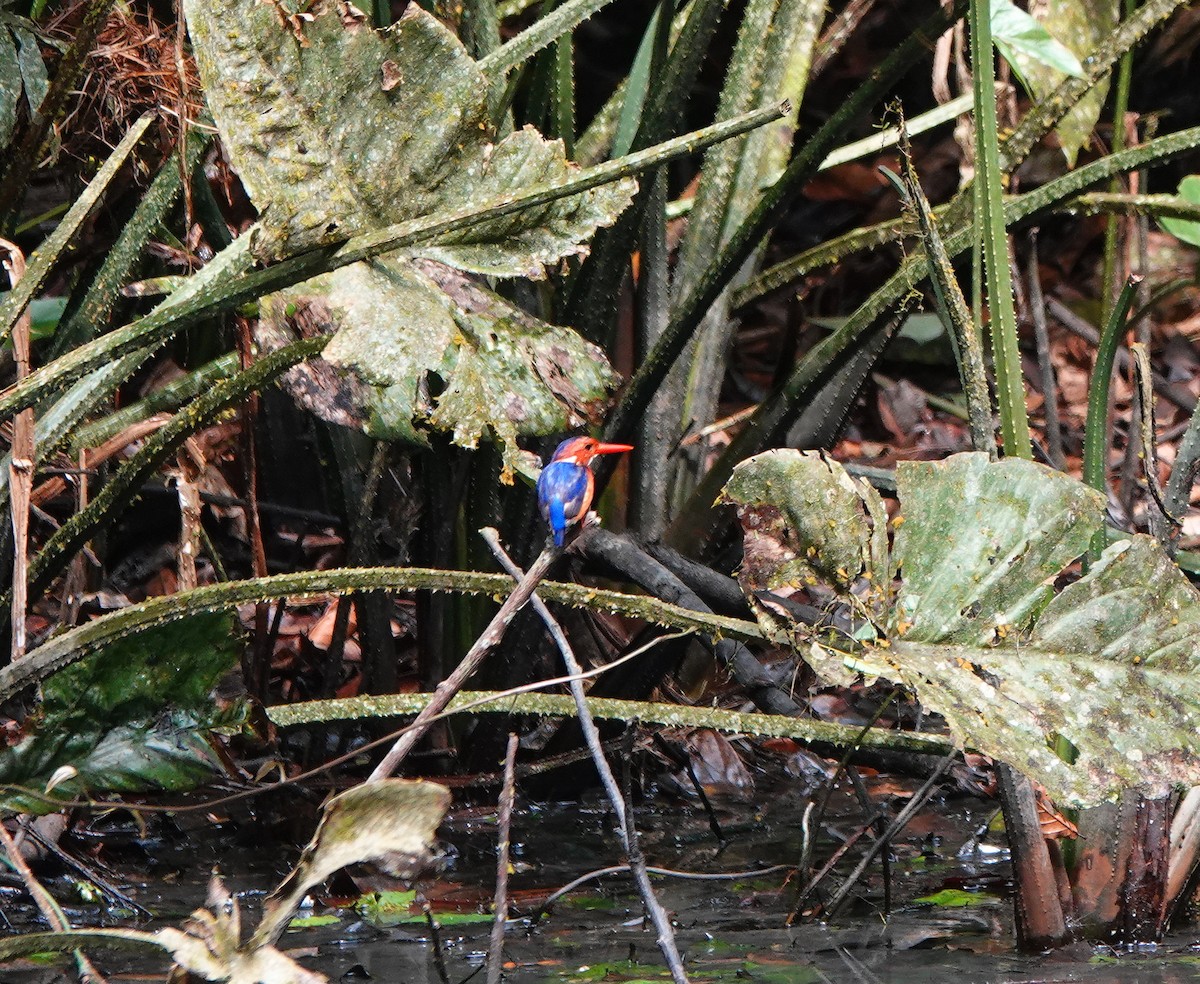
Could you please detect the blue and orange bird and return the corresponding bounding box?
[536,437,634,547]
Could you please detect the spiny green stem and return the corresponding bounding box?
[268,690,955,756]
[0,568,764,701]
[970,0,1029,459]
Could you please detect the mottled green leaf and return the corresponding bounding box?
[12,25,46,113]
[1161,175,1200,247]
[1001,0,1117,166]
[724,451,1200,806]
[0,29,19,145]
[259,258,617,477]
[185,0,631,467]
[0,613,240,812]
[991,0,1085,84]
[721,449,889,682]
[892,454,1102,643]
[183,0,634,272]
[721,449,885,596]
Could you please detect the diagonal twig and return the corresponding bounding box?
[483,526,689,984]
[368,543,562,780]
[825,752,958,917]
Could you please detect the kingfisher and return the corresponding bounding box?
[536,437,634,547]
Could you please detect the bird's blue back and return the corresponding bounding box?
[537,460,594,546]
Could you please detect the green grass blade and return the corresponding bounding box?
[70,353,240,455]
[52,134,210,355]
[564,0,727,337]
[611,0,671,158]
[552,35,575,157]
[890,131,995,457]
[1082,275,1138,497]
[631,169,672,539]
[0,353,144,515]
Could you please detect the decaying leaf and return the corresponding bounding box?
[158,874,329,984]
[0,782,449,981]
[723,451,1200,806]
[184,0,633,468]
[719,449,889,681]
[720,449,887,595]
[185,0,635,266]
[258,258,617,477]
[252,778,451,947]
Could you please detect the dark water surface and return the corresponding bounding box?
[4,776,1200,983]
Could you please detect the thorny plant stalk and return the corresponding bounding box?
[0,563,756,703]
[0,103,787,426]
[0,633,694,820]
[968,0,1029,459]
[889,115,993,457]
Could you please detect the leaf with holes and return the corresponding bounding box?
[722,451,1200,806]
[258,258,616,479]
[184,0,632,467]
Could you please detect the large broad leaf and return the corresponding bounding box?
[892,454,1100,643]
[722,451,1200,807]
[0,613,240,812]
[257,258,617,476]
[184,0,635,272]
[184,0,633,467]
[999,0,1117,167]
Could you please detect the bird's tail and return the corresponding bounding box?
[549,498,567,547]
